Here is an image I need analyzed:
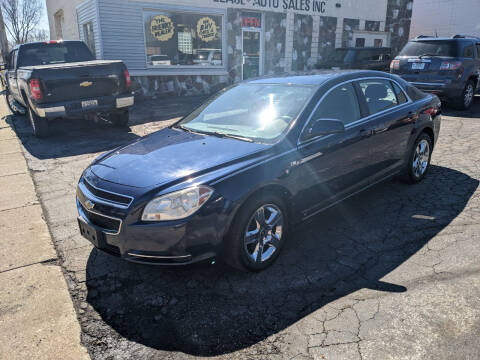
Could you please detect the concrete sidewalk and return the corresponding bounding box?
[0,99,88,359]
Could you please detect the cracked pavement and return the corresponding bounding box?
[6,95,480,359]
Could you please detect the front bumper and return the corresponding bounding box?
[75,176,228,266]
[33,93,134,119]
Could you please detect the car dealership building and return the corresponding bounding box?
[46,0,413,96]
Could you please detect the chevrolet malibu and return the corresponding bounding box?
[77,70,441,271]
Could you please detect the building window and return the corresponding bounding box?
[54,10,64,40]
[143,10,223,67]
[355,38,365,47]
[83,22,96,56]
[374,39,383,48]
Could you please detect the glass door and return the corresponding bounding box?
[242,30,261,80]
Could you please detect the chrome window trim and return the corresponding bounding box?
[77,199,123,236]
[297,76,413,147]
[81,178,133,209]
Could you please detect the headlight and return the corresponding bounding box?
[141,185,214,221]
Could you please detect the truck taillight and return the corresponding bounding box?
[29,79,43,101]
[390,59,400,71]
[124,69,131,89]
[440,61,462,70]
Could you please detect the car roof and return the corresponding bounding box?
[411,36,479,42]
[246,70,396,87]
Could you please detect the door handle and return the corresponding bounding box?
[360,129,373,137]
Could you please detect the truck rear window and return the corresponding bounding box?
[399,41,458,57]
[17,42,95,67]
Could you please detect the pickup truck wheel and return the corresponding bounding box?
[452,80,475,110]
[111,110,129,128]
[28,107,49,138]
[5,89,26,116]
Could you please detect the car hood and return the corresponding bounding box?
[90,128,269,188]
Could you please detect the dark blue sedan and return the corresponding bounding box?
[77,70,441,271]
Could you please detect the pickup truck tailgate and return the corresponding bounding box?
[30,60,127,103]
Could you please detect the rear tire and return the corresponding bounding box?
[222,192,289,272]
[452,80,475,110]
[111,110,129,127]
[5,88,26,116]
[402,133,432,184]
[28,106,49,138]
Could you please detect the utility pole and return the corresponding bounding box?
[0,7,9,64]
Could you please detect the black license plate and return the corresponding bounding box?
[78,218,103,248]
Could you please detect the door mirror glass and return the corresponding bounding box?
[306,118,345,139]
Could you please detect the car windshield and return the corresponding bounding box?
[326,49,356,64]
[399,41,458,57]
[17,42,95,67]
[177,83,315,143]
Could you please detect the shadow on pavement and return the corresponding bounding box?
[85,165,478,356]
[3,95,206,160]
[442,95,480,119]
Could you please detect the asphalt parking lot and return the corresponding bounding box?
[6,94,480,359]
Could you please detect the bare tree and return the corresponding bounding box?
[2,0,43,45]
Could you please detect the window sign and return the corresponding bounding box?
[144,10,223,68]
[150,15,175,41]
[242,13,262,29]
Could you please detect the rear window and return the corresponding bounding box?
[399,41,458,57]
[405,85,428,101]
[18,42,94,67]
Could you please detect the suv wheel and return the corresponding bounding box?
[453,80,475,110]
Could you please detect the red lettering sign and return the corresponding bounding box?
[242,16,261,28]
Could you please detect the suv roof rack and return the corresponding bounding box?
[452,34,480,40]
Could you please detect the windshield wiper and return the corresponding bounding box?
[203,130,254,143]
[418,53,436,58]
[174,125,253,142]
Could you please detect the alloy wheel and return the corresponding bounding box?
[412,139,430,178]
[244,204,283,264]
[464,83,474,108]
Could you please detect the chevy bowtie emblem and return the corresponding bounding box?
[85,199,95,210]
[80,81,93,87]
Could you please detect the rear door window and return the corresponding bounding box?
[399,41,457,57]
[358,79,398,114]
[463,45,474,58]
[392,82,408,104]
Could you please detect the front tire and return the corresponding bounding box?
[28,106,49,138]
[403,133,432,184]
[223,193,289,272]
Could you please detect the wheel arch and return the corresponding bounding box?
[222,183,294,240]
[421,126,435,149]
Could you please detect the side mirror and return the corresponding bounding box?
[306,118,345,139]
